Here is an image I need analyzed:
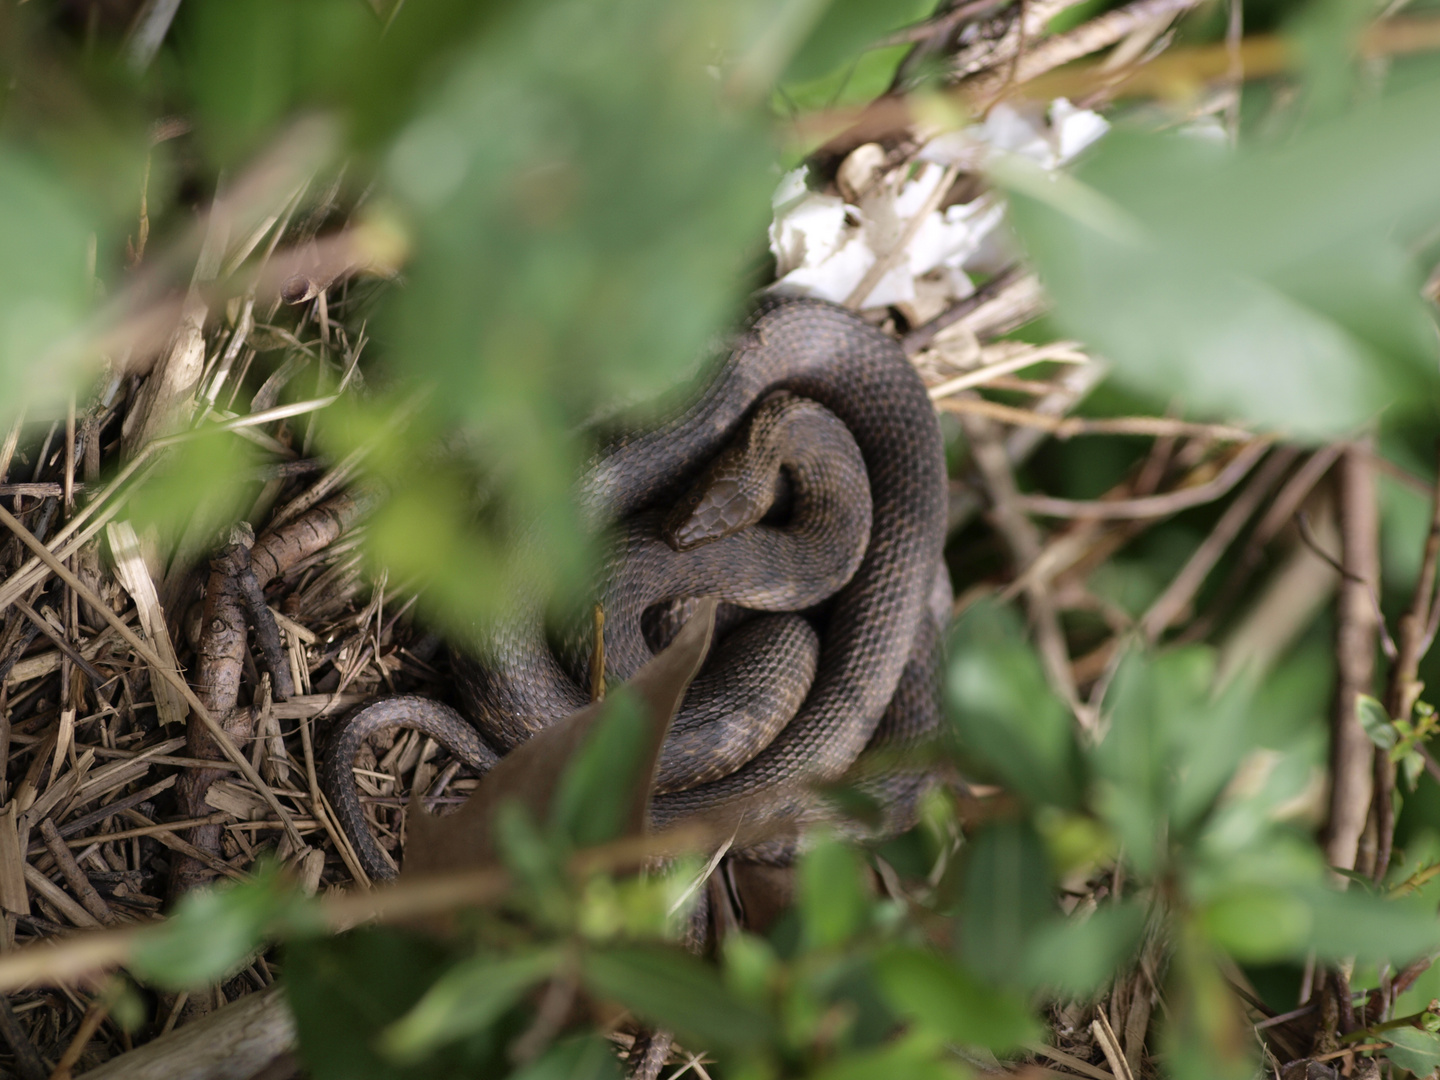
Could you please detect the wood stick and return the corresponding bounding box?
[21,865,100,929]
[38,820,115,925]
[1324,440,1380,878]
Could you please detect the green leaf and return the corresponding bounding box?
[1093,648,1254,872]
[958,820,1054,986]
[944,600,1083,809]
[0,151,99,423]
[581,945,772,1050]
[508,1035,624,1080]
[380,0,780,628]
[1302,886,1440,962]
[1200,886,1313,962]
[1383,1026,1440,1076]
[132,866,317,990]
[126,429,260,538]
[401,602,714,877]
[549,690,650,849]
[286,928,504,1080]
[1003,80,1440,440]
[873,947,1039,1052]
[1358,694,1398,751]
[1023,902,1146,996]
[798,836,870,951]
[721,931,780,1003]
[808,1030,969,1080]
[1162,931,1256,1080]
[783,0,931,83]
[379,948,564,1062]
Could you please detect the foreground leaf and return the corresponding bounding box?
[1383,1026,1440,1076]
[286,928,504,1080]
[380,947,565,1062]
[874,947,1039,1052]
[402,600,715,874]
[132,866,317,990]
[581,944,772,1050]
[1003,81,1440,439]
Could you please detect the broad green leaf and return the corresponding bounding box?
[581,945,772,1050]
[945,600,1082,809]
[779,44,913,114]
[382,0,781,628]
[808,1030,969,1080]
[721,932,780,1004]
[1302,886,1440,962]
[1167,667,1255,836]
[958,820,1054,986]
[1199,885,1313,962]
[286,928,504,1080]
[782,0,932,83]
[1286,0,1372,119]
[1162,932,1256,1080]
[401,602,714,876]
[0,152,99,424]
[1357,694,1398,751]
[126,429,260,538]
[1094,648,1255,871]
[1383,1026,1440,1076]
[132,866,318,990]
[1091,652,1174,873]
[549,690,650,849]
[379,948,564,1062]
[874,947,1039,1052]
[798,835,870,951]
[508,1035,624,1080]
[1003,80,1440,440]
[1023,901,1146,996]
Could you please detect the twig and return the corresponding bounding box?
[1014,438,1271,520]
[1139,447,1298,643]
[124,0,183,72]
[963,0,1203,104]
[1323,441,1380,878]
[10,600,107,689]
[935,395,1255,442]
[0,820,724,992]
[48,995,108,1080]
[1092,1009,1135,1080]
[0,993,48,1080]
[22,864,100,929]
[958,412,1084,724]
[878,0,1010,47]
[926,343,1090,399]
[39,820,115,925]
[1371,443,1440,885]
[902,265,1023,354]
[1028,1042,1115,1080]
[1180,443,1344,645]
[1296,512,1398,661]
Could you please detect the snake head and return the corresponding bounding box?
[662,390,800,552]
[663,463,773,551]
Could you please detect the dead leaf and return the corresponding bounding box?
[401,599,717,877]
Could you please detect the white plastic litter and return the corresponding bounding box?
[769,98,1108,312]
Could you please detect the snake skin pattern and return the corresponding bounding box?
[321,298,949,879]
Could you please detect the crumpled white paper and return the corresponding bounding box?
[769,98,1108,312]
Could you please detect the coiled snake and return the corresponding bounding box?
[321,298,949,879]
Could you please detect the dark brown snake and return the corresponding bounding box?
[321,298,949,880]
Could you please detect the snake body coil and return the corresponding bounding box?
[323,297,948,878]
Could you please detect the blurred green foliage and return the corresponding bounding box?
[8,0,1440,1076]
